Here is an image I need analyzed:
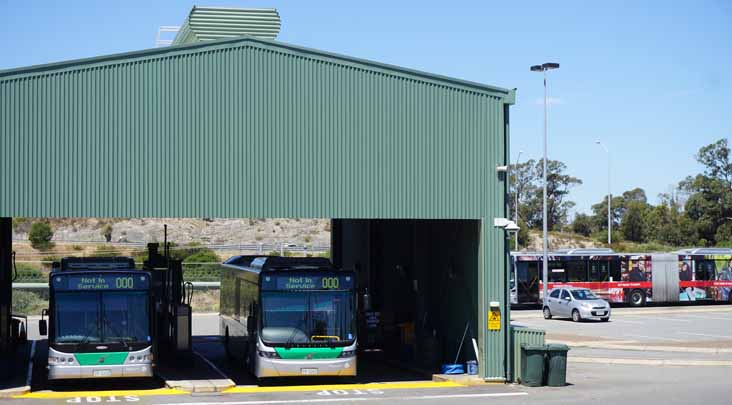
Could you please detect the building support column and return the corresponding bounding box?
[0,217,12,379]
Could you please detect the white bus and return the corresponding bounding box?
[219,256,357,379]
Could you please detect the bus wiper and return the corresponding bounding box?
[101,316,130,350]
[285,319,306,349]
[74,322,99,353]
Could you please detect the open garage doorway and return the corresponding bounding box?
[333,219,481,377]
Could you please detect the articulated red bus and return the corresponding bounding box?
[510,248,732,307]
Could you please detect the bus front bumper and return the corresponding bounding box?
[256,357,357,378]
[48,363,153,380]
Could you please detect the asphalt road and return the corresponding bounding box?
[511,305,732,346]
[14,306,732,405]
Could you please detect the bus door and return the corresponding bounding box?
[516,261,540,303]
[651,254,679,303]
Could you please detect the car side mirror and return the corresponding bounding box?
[564,296,571,301]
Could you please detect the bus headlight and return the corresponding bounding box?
[338,350,356,358]
[258,350,280,359]
[49,356,75,365]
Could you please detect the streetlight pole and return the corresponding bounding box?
[596,140,611,245]
[531,62,559,307]
[514,150,524,250]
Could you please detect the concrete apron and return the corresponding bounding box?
[155,351,234,393]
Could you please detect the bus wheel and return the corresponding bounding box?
[571,309,581,322]
[629,290,645,307]
[543,306,552,319]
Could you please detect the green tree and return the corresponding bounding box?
[571,213,594,237]
[509,159,582,231]
[28,221,54,250]
[679,139,732,245]
[620,201,647,242]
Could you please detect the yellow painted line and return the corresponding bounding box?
[15,388,189,399]
[223,381,464,394]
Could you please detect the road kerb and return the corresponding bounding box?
[1,385,30,398]
[223,381,464,394]
[572,356,732,367]
[547,340,732,354]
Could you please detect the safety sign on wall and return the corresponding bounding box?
[488,310,501,330]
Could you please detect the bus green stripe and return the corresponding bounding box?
[274,347,343,360]
[74,352,128,366]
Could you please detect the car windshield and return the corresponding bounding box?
[54,291,149,344]
[261,291,354,345]
[571,290,599,300]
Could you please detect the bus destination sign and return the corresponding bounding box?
[264,274,354,290]
[53,273,150,291]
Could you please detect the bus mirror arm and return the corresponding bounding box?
[247,316,255,335]
[39,309,48,336]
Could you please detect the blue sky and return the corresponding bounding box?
[2,1,730,215]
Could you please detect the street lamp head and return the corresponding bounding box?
[595,140,601,145]
[531,63,560,72]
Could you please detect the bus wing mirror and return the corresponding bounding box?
[39,309,48,336]
[247,316,255,334]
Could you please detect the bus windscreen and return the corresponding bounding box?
[54,291,150,344]
[261,290,354,345]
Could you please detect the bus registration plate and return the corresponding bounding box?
[301,368,318,375]
[93,370,112,377]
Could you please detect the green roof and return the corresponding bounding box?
[0,35,514,102]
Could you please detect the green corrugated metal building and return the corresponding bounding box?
[0,35,515,380]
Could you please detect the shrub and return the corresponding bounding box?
[101,223,114,242]
[12,290,48,315]
[14,263,45,282]
[29,222,54,250]
[90,245,122,257]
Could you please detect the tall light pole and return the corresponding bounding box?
[596,140,611,245]
[531,62,559,306]
[513,150,524,250]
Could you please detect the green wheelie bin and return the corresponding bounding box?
[520,344,546,387]
[545,343,570,387]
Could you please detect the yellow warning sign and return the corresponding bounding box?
[488,310,501,330]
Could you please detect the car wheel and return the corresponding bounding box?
[629,289,645,307]
[543,306,552,320]
[601,317,610,322]
[572,309,581,322]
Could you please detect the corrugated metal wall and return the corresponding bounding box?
[0,37,513,379]
[0,38,512,220]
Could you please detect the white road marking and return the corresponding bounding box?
[607,319,644,324]
[641,316,691,323]
[623,334,685,342]
[26,339,36,388]
[676,332,732,339]
[681,315,732,322]
[157,392,528,405]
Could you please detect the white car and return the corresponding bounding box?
[543,287,611,322]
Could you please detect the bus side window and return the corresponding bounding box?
[696,261,715,281]
[609,260,621,282]
[589,261,609,282]
[567,260,588,282]
[548,261,566,282]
